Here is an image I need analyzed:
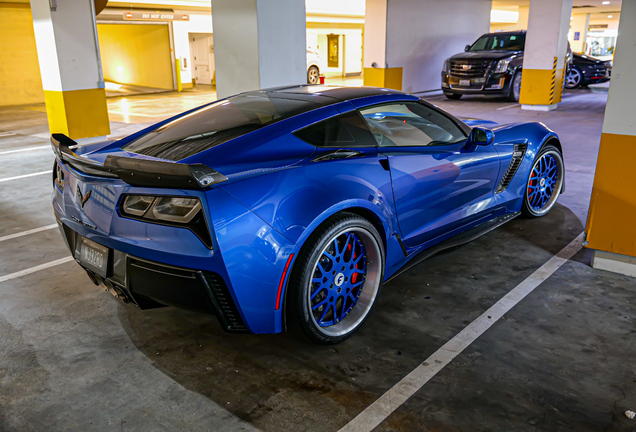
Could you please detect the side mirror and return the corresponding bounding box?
[470,127,495,145]
[465,44,471,52]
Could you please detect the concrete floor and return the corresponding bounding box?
[1,84,635,432]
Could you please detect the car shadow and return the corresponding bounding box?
[117,203,584,431]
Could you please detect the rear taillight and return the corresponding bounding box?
[54,160,65,191]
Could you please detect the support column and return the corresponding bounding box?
[30,0,110,139]
[363,0,491,93]
[363,0,402,90]
[520,0,573,111]
[570,13,590,54]
[210,0,306,99]
[585,0,636,278]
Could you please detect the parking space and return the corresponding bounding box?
[2,82,635,431]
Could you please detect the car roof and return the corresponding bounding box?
[243,85,407,107]
[483,30,526,37]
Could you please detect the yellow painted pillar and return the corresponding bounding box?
[520,0,573,111]
[569,13,590,54]
[362,0,402,90]
[585,0,636,278]
[30,0,110,139]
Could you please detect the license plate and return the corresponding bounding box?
[460,79,471,87]
[78,237,109,277]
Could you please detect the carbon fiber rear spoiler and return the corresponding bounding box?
[51,133,227,189]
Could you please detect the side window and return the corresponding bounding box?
[293,111,378,147]
[359,102,467,147]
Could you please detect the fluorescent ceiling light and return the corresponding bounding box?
[490,9,519,23]
[602,1,610,4]
[608,15,613,18]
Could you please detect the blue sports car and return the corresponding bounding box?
[51,85,564,344]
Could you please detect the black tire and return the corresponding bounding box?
[508,71,522,102]
[521,144,565,218]
[287,212,385,344]
[307,66,319,84]
[564,67,582,89]
[444,92,462,100]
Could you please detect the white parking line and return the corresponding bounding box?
[0,256,75,284]
[496,103,519,111]
[0,224,57,243]
[0,171,50,183]
[339,233,584,432]
[0,145,49,155]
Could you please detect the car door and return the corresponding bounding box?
[359,101,501,248]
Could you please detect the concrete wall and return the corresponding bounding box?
[385,0,492,93]
[97,24,173,90]
[172,13,214,86]
[0,5,44,106]
[490,6,529,32]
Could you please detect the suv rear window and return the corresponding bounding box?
[122,94,322,161]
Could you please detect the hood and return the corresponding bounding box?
[449,50,522,61]
[460,118,498,129]
[574,53,608,65]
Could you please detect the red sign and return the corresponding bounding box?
[123,12,189,21]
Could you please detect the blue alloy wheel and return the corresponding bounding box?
[310,231,367,327]
[307,225,382,338]
[288,213,384,343]
[523,146,564,217]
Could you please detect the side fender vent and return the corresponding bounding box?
[495,143,527,194]
[203,272,248,332]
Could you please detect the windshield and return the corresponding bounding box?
[122,94,321,161]
[469,33,525,52]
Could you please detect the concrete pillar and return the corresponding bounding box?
[210,0,306,99]
[570,13,590,54]
[585,0,636,278]
[30,0,110,139]
[363,0,492,93]
[520,0,573,111]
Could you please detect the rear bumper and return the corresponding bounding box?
[52,157,299,334]
[57,219,248,332]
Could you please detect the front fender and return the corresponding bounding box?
[492,122,561,211]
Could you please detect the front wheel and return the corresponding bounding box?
[444,92,462,100]
[288,213,385,344]
[508,71,522,102]
[522,144,565,218]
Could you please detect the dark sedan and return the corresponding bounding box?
[565,53,612,89]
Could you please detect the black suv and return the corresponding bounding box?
[441,30,571,102]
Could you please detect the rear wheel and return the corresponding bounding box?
[522,144,564,218]
[288,213,384,344]
[565,67,582,89]
[307,66,319,84]
[444,92,462,100]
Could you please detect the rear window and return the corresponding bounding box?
[122,94,321,161]
[293,111,377,147]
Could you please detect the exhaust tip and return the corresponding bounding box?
[85,269,100,286]
[104,279,130,304]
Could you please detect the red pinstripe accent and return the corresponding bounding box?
[275,253,295,311]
